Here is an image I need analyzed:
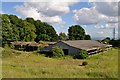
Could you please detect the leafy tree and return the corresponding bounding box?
[19,20,36,41]
[2,14,58,47]
[109,39,120,47]
[25,17,35,24]
[34,21,58,42]
[2,14,23,47]
[43,22,58,41]
[38,34,51,41]
[9,15,20,25]
[2,14,13,46]
[0,14,2,47]
[34,20,46,42]
[68,25,85,40]
[10,24,20,41]
[59,32,67,40]
[52,46,64,58]
[84,34,91,40]
[102,37,111,44]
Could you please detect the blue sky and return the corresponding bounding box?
[1,1,118,40]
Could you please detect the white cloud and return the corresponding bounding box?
[97,31,104,34]
[72,1,119,39]
[26,2,73,16]
[105,17,118,23]
[95,23,118,29]
[73,2,118,25]
[15,1,77,25]
[25,0,79,2]
[96,31,111,39]
[89,0,119,2]
[97,30,112,35]
[92,2,118,17]
[43,16,63,24]
[73,7,108,25]
[15,4,40,20]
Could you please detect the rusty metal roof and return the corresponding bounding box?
[10,42,40,46]
[45,42,56,45]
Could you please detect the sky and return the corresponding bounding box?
[1,0,119,40]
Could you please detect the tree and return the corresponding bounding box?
[109,39,120,47]
[0,14,2,47]
[38,34,51,41]
[19,20,36,41]
[84,34,91,40]
[2,14,22,47]
[34,21,58,42]
[59,32,67,40]
[2,14,59,47]
[102,37,111,44]
[105,37,111,40]
[25,17,35,24]
[52,46,64,58]
[10,24,20,41]
[68,25,85,40]
[2,14,13,46]
[9,15,20,25]
[43,22,58,41]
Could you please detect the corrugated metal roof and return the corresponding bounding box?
[10,42,40,46]
[45,42,56,45]
[61,40,106,51]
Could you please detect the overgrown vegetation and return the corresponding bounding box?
[2,48,118,78]
[74,50,88,59]
[52,46,64,58]
[97,37,120,48]
[59,32,68,41]
[110,39,120,48]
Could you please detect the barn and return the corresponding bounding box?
[10,41,56,51]
[10,42,40,51]
[41,40,112,55]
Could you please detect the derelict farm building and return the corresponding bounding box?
[41,40,112,55]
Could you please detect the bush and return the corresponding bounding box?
[18,47,24,51]
[74,50,88,59]
[10,44,15,49]
[52,46,64,58]
[82,61,88,66]
[4,44,9,48]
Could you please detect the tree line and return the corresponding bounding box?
[1,14,91,47]
[100,37,120,48]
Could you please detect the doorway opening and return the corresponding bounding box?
[63,49,68,55]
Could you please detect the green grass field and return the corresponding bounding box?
[2,48,118,78]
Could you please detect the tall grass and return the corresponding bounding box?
[2,48,118,78]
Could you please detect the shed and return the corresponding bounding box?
[10,41,40,51]
[41,40,110,55]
